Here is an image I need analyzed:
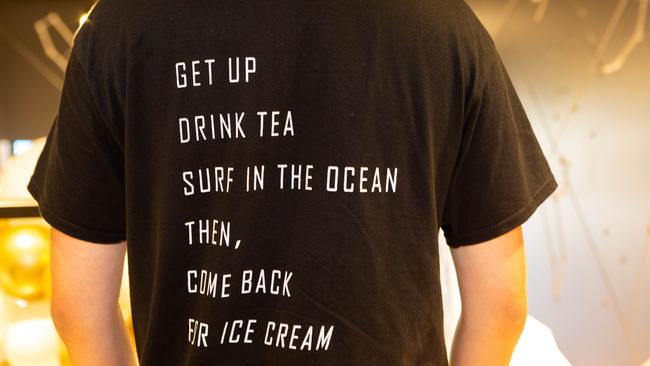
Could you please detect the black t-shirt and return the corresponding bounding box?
[27,0,558,365]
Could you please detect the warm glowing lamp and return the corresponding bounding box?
[0,225,51,301]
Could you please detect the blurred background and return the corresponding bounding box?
[0,0,648,365]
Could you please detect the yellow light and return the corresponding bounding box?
[0,225,51,301]
[79,13,89,26]
[14,298,28,308]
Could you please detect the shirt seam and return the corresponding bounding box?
[27,179,126,244]
[446,175,557,246]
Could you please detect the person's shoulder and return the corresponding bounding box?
[400,0,477,28]
[81,0,147,26]
[392,0,493,54]
[72,0,153,45]
[420,0,499,74]
[70,0,153,66]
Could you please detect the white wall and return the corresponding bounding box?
[463,1,650,365]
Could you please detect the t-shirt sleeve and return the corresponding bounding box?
[26,45,126,244]
[440,7,558,247]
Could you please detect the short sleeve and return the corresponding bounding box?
[440,18,558,247]
[27,47,126,244]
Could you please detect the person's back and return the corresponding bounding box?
[28,0,558,365]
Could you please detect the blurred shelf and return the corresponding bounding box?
[0,199,40,218]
